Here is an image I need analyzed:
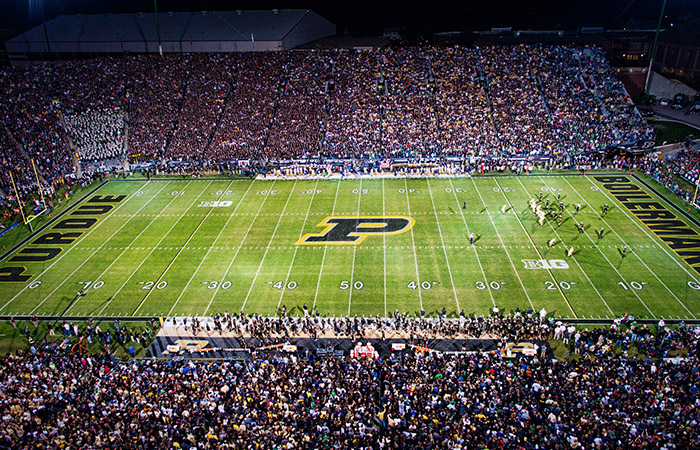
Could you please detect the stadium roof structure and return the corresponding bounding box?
[6,9,336,64]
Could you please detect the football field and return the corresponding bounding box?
[1,174,699,320]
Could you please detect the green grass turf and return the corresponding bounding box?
[1,175,699,320]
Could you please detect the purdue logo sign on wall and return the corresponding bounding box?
[296,216,415,245]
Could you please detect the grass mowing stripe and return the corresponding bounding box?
[312,181,341,313]
[495,178,576,317]
[587,176,700,286]
[132,180,222,315]
[449,178,495,307]
[403,178,424,311]
[276,179,320,315]
[0,181,151,313]
[203,181,278,316]
[347,179,362,316]
[565,177,695,318]
[545,177,656,317]
[515,177,613,316]
[471,177,534,310]
[166,180,251,315]
[66,180,194,314]
[30,184,175,314]
[241,180,298,312]
[383,178,387,317]
[96,180,211,315]
[426,179,460,313]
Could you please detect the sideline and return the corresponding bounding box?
[631,173,700,229]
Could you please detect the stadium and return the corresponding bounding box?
[0,1,700,449]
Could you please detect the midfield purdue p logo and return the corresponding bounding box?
[296,216,415,245]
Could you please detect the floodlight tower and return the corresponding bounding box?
[154,0,163,56]
[644,0,667,94]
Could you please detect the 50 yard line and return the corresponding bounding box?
[311,180,341,313]
[347,179,362,315]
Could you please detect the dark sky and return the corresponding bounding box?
[1,0,697,37]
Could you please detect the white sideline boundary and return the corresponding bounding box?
[0,181,154,313]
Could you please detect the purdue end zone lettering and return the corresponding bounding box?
[594,176,700,275]
[0,194,127,283]
[296,216,415,245]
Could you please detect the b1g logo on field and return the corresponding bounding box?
[522,259,569,270]
[198,201,232,208]
[296,216,415,245]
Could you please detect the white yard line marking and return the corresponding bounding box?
[449,179,495,307]
[403,179,424,311]
[97,181,212,315]
[202,181,278,316]
[495,179,575,316]
[426,179,460,313]
[585,176,700,285]
[241,181,297,312]
[383,178,387,317]
[30,182,175,315]
[470,177,534,310]
[347,179,362,315]
[566,177,694,318]
[0,181,153,313]
[276,180,320,315]
[546,177,655,317]
[66,180,197,314]
[312,181,341,313]
[515,177,613,316]
[167,181,254,314]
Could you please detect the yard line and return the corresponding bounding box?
[166,180,252,315]
[241,181,297,312]
[426,179,460,313]
[515,177,613,316]
[542,177,655,317]
[97,181,211,315]
[65,180,196,314]
[26,182,174,314]
[448,179,495,307]
[0,181,153,313]
[495,178,575,317]
[584,176,700,285]
[276,179,319,315]
[202,181,278,316]
[347,179,362,315]
[470,178,534,311]
[312,181,341,313]
[403,179,424,311]
[564,177,695,318]
[383,178,387,317]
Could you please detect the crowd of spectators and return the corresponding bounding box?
[1,311,699,450]
[63,108,126,161]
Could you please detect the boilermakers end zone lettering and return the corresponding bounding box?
[0,194,128,283]
[594,176,700,275]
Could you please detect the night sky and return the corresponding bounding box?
[1,0,697,38]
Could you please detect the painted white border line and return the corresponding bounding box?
[567,177,695,318]
[0,181,153,313]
